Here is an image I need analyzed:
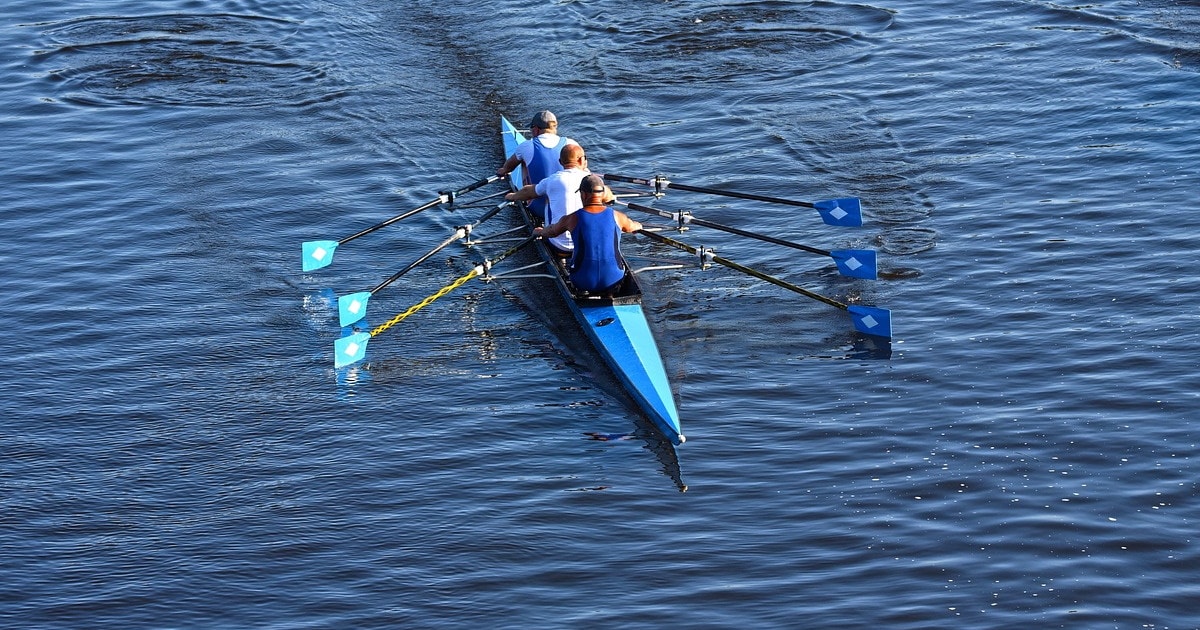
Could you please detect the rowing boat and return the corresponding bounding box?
[319,119,891,448]
[499,115,684,445]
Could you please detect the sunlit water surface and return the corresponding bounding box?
[3,0,1198,627]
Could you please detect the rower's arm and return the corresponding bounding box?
[615,211,643,233]
[498,154,521,177]
[505,184,537,202]
[536,213,578,239]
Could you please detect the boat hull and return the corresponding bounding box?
[500,116,683,444]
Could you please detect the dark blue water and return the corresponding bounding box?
[4,0,1199,627]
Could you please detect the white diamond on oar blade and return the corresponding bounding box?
[348,300,363,314]
[343,342,360,356]
[844,257,862,270]
[312,247,327,260]
[829,205,848,221]
[860,314,879,329]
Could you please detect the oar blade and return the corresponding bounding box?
[814,198,863,227]
[830,249,878,280]
[338,291,372,327]
[334,332,371,368]
[847,305,892,339]
[302,240,339,271]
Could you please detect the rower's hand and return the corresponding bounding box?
[504,192,515,201]
[496,167,508,177]
[533,227,544,238]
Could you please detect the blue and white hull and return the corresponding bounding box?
[500,116,684,444]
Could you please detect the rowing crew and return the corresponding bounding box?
[498,110,642,295]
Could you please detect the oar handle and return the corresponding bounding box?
[622,201,829,257]
[620,200,676,221]
[603,173,656,187]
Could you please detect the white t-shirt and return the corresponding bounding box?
[534,166,589,252]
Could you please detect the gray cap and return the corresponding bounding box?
[530,110,557,129]
[578,174,606,195]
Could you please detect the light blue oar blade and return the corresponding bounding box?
[334,332,372,368]
[830,249,877,280]
[302,240,339,271]
[847,305,892,339]
[338,291,373,327]
[813,197,863,227]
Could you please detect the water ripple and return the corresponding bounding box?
[29,13,340,108]
[5,0,1200,627]
[592,1,893,85]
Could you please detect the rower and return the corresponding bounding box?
[505,143,590,257]
[535,174,642,295]
[496,110,578,222]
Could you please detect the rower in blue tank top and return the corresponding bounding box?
[496,110,578,222]
[523,134,568,219]
[535,174,643,294]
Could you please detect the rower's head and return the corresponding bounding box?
[530,110,558,135]
[559,143,586,167]
[578,174,607,205]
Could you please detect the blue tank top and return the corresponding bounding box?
[568,206,626,292]
[526,136,568,220]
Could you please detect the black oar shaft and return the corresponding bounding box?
[689,217,828,256]
[368,235,537,338]
[343,198,442,244]
[451,189,509,207]
[637,230,848,311]
[623,201,829,257]
[668,182,816,209]
[484,235,538,270]
[605,173,816,209]
[339,175,500,245]
[603,173,655,187]
[368,230,464,294]
[368,201,510,294]
[471,200,508,226]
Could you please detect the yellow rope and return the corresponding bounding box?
[365,235,534,339]
[369,268,481,337]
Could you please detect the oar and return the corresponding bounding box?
[302,175,501,271]
[621,200,877,280]
[602,173,862,227]
[337,201,508,327]
[636,229,891,338]
[334,235,537,368]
